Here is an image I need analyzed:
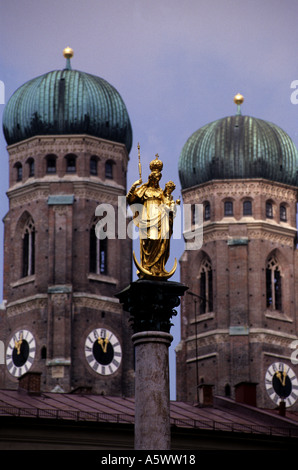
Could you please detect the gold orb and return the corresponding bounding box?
[63,47,74,59]
[149,154,163,172]
[234,93,244,105]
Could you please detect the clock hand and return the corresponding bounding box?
[14,339,20,353]
[275,371,283,385]
[104,337,109,353]
[282,370,287,387]
[14,333,23,355]
[98,337,109,353]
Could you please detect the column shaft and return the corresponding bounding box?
[132,331,173,450]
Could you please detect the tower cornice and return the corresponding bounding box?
[7,179,126,209]
[6,134,129,164]
[182,178,298,204]
[197,220,297,246]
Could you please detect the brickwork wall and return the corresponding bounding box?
[1,135,134,396]
[177,179,298,408]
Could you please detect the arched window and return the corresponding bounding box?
[90,156,98,175]
[266,201,273,219]
[27,158,35,177]
[105,160,114,179]
[66,154,76,173]
[89,220,108,275]
[266,256,282,311]
[199,258,213,314]
[224,201,233,216]
[191,204,202,226]
[280,205,287,222]
[243,200,252,216]
[204,203,211,221]
[22,218,35,277]
[46,155,57,173]
[15,162,23,182]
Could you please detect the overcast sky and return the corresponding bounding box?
[1,0,298,399]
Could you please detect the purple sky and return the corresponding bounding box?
[1,0,298,399]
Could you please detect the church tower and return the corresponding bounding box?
[0,48,134,395]
[176,95,298,409]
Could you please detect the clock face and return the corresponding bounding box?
[84,328,122,376]
[265,362,298,407]
[6,329,36,377]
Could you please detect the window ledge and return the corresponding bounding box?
[191,312,215,323]
[88,273,117,285]
[10,275,35,288]
[264,309,292,323]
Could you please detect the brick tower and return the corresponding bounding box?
[176,95,298,409]
[0,48,134,395]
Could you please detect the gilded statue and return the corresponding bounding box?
[127,146,180,280]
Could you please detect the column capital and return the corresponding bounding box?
[116,279,188,334]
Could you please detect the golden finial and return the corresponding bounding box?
[234,93,244,115]
[63,46,74,59]
[63,47,73,70]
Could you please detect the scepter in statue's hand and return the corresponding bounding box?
[138,142,142,182]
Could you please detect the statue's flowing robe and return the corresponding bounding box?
[127,183,174,276]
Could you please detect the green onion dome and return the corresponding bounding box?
[179,95,298,189]
[3,48,132,152]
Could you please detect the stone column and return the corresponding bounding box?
[133,330,173,450]
[116,279,187,450]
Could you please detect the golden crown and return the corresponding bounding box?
[149,154,163,172]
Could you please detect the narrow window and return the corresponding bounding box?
[16,163,22,182]
[191,204,196,226]
[280,205,287,222]
[99,237,108,274]
[22,218,35,277]
[89,221,108,275]
[199,259,213,314]
[89,225,97,274]
[47,155,56,173]
[224,201,233,216]
[266,257,282,311]
[66,154,76,173]
[204,203,210,221]
[28,158,35,177]
[90,156,98,175]
[41,346,47,360]
[243,200,252,216]
[266,202,273,219]
[105,160,113,179]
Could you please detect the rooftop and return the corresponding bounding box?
[2,48,133,152]
[0,386,298,450]
[179,96,298,189]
